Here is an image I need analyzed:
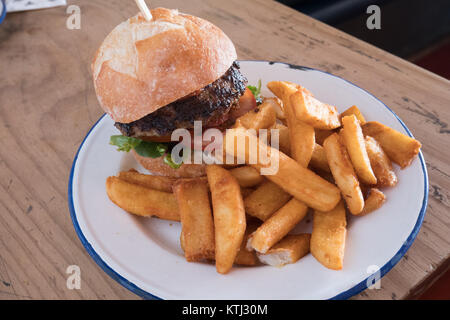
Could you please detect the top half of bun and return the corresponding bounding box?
[92,8,237,124]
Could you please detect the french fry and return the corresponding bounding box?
[360,188,386,216]
[315,128,334,146]
[216,152,241,167]
[338,127,345,140]
[290,90,341,130]
[235,222,259,266]
[207,165,246,274]
[267,81,315,167]
[273,123,291,155]
[365,136,398,187]
[285,106,315,167]
[362,121,421,168]
[106,176,180,221]
[173,179,215,262]
[229,166,264,188]
[118,170,176,193]
[249,198,308,253]
[244,181,292,221]
[219,127,268,166]
[234,100,277,131]
[310,143,330,172]
[358,183,370,198]
[310,201,346,270]
[267,80,312,97]
[316,170,335,185]
[257,234,311,267]
[263,97,286,120]
[323,133,364,215]
[235,249,258,266]
[340,105,366,124]
[341,115,377,185]
[240,187,255,198]
[225,128,341,212]
[180,230,185,252]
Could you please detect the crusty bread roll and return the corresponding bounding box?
[92,8,237,124]
[132,150,206,178]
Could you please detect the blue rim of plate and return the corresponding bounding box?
[68,60,428,300]
[0,0,6,25]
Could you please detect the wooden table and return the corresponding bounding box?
[0,0,448,300]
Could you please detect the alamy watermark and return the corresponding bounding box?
[66,5,81,30]
[366,264,381,290]
[66,265,81,290]
[367,5,381,30]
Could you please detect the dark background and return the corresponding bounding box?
[277,0,450,79]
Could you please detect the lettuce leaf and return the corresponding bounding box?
[109,135,141,152]
[109,135,172,162]
[247,79,262,103]
[163,153,182,169]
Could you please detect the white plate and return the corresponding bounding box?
[69,60,428,300]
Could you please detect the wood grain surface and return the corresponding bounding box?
[0,0,448,300]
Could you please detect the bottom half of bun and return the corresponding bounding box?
[132,150,207,178]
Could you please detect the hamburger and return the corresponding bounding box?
[92,8,258,178]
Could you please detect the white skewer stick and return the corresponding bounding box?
[134,0,152,21]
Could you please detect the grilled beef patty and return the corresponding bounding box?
[115,61,247,138]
